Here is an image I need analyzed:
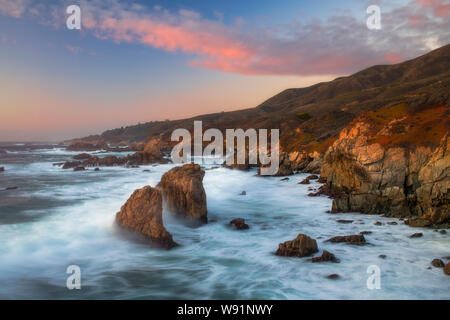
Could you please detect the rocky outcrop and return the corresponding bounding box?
[157,163,207,223]
[311,250,339,263]
[116,186,176,249]
[229,218,249,230]
[431,259,445,268]
[320,107,449,226]
[61,151,168,169]
[325,234,366,245]
[67,141,108,151]
[73,153,92,160]
[275,234,318,257]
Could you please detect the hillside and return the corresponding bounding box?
[70,44,450,154]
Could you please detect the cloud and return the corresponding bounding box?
[0,0,30,18]
[1,0,449,76]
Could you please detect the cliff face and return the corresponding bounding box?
[320,104,449,226]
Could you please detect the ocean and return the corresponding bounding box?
[0,145,448,299]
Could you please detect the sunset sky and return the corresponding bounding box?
[0,0,449,141]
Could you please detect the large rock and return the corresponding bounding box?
[275,234,318,257]
[116,186,176,249]
[445,263,450,276]
[325,234,366,245]
[157,163,207,222]
[320,109,449,226]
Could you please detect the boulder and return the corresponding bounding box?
[311,250,339,263]
[410,233,423,238]
[115,186,176,249]
[157,163,207,222]
[73,166,86,171]
[431,259,445,268]
[275,234,318,257]
[299,178,310,184]
[229,218,249,230]
[325,234,366,245]
[445,263,450,276]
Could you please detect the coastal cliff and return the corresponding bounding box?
[320,104,449,226]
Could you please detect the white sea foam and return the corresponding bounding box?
[0,154,448,299]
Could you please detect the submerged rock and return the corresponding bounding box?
[0,167,4,172]
[431,259,445,268]
[307,175,319,180]
[325,234,366,245]
[326,274,340,280]
[229,218,249,230]
[73,166,85,172]
[410,233,423,238]
[115,186,176,249]
[336,219,353,224]
[275,234,318,257]
[240,191,246,196]
[157,163,207,223]
[311,250,339,263]
[360,231,372,235]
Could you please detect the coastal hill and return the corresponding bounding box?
[68,44,449,226]
[70,44,449,155]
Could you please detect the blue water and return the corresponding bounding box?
[0,146,448,299]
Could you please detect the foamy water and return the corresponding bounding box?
[0,149,448,299]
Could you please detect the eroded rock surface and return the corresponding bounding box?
[275,234,318,257]
[116,186,176,249]
[157,163,207,222]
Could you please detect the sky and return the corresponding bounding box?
[0,0,449,141]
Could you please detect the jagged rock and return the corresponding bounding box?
[115,186,176,249]
[308,184,345,199]
[229,218,249,230]
[275,234,318,257]
[299,178,310,184]
[320,114,449,226]
[325,234,366,245]
[405,218,432,227]
[431,259,445,268]
[311,250,339,263]
[410,232,423,238]
[157,163,207,222]
[73,166,85,171]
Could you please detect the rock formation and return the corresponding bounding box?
[320,104,449,227]
[116,186,176,249]
[325,234,366,245]
[157,163,207,223]
[275,234,318,257]
[229,218,249,230]
[311,250,339,263]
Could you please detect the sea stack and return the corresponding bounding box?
[157,163,207,223]
[116,186,177,249]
